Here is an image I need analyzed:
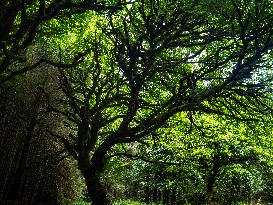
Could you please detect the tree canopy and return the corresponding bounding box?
[1,0,273,205]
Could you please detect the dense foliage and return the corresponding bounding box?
[1,0,273,205]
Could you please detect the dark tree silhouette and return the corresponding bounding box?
[44,0,273,204]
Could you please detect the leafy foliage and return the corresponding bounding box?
[1,0,273,205]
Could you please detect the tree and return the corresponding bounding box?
[0,65,87,204]
[43,0,273,204]
[111,114,273,205]
[0,0,124,85]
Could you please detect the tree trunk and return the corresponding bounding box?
[206,174,216,193]
[83,171,109,205]
[4,117,37,201]
[79,139,114,205]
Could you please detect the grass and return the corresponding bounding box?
[113,200,160,205]
[67,199,160,205]
[67,199,269,205]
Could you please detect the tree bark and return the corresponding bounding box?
[206,174,217,193]
[83,171,110,205]
[79,138,114,205]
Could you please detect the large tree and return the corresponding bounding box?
[45,0,273,204]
